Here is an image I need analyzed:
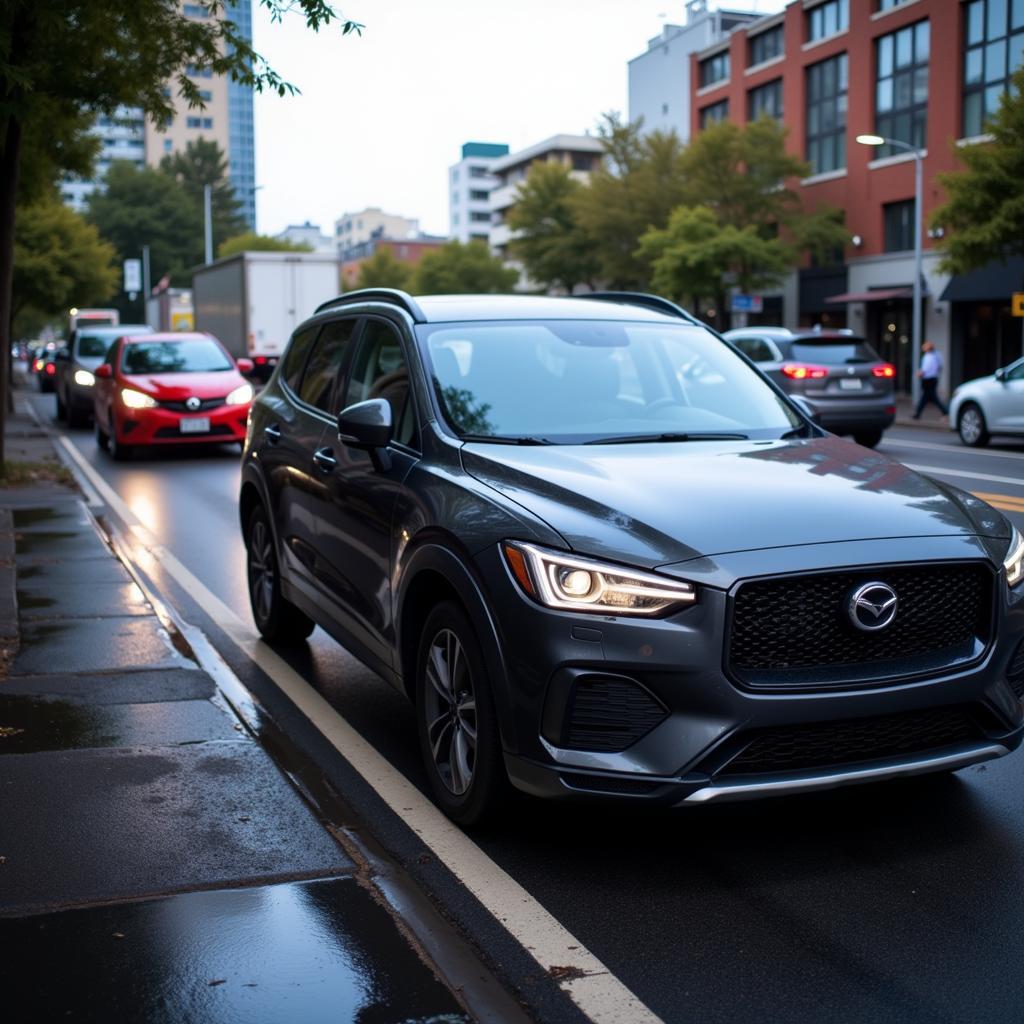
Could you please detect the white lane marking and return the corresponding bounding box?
[57,436,663,1024]
[902,462,1024,489]
[881,437,1024,461]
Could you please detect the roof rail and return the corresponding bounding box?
[577,291,704,327]
[314,288,427,322]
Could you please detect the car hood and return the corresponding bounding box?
[121,370,246,399]
[461,435,1010,569]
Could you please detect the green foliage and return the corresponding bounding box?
[413,240,518,294]
[356,247,413,290]
[219,232,312,258]
[932,65,1024,274]
[12,194,118,331]
[507,161,598,293]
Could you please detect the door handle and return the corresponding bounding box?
[313,447,337,472]
[264,423,282,444]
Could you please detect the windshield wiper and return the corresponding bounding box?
[584,432,749,445]
[459,434,557,445]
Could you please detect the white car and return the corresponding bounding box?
[950,356,1024,446]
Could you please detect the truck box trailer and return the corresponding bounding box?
[192,252,341,379]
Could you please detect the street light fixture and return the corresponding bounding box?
[855,133,924,406]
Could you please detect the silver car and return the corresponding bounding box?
[950,357,1024,447]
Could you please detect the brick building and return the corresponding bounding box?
[690,0,1024,393]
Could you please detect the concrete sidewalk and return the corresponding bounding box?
[0,400,474,1022]
[893,393,950,432]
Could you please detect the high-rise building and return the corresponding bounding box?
[448,142,509,243]
[61,1,256,228]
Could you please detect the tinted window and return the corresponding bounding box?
[297,318,358,413]
[281,325,320,393]
[733,337,777,362]
[79,333,115,358]
[121,339,232,374]
[344,320,416,447]
[77,326,151,359]
[791,341,880,364]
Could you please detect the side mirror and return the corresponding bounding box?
[236,357,255,375]
[994,367,1006,382]
[789,395,822,425]
[95,364,112,379]
[338,398,392,471]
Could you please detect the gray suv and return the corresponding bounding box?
[239,290,1024,825]
[724,327,896,447]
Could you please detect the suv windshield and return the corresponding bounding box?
[78,326,151,359]
[121,339,232,374]
[791,340,880,364]
[421,320,800,443]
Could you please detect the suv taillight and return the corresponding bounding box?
[781,363,828,380]
[872,364,896,378]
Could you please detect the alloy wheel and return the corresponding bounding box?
[423,628,478,796]
[247,517,275,627]
[959,406,983,445]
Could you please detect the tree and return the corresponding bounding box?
[13,195,119,335]
[507,162,598,293]
[413,240,518,294]
[161,138,246,246]
[356,247,413,290]
[218,232,312,258]
[932,66,1024,274]
[1,0,361,463]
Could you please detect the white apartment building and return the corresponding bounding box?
[488,134,605,262]
[275,221,334,253]
[628,0,760,140]
[448,142,509,244]
[334,208,420,257]
[62,106,147,212]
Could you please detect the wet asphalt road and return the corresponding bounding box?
[28,388,1024,1024]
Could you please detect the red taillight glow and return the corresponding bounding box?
[45,363,56,375]
[781,363,828,380]
[872,363,896,378]
[254,356,268,365]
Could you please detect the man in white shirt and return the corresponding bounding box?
[913,340,947,419]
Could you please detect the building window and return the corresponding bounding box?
[571,152,596,171]
[163,139,173,153]
[699,99,729,129]
[883,199,914,251]
[807,0,848,43]
[878,0,911,9]
[470,189,489,200]
[202,117,213,129]
[469,165,489,178]
[749,24,783,66]
[187,64,213,78]
[183,3,206,17]
[875,20,929,156]
[470,211,490,223]
[963,0,1024,138]
[662,102,669,115]
[699,50,730,87]
[749,78,783,121]
[806,53,848,173]
[198,89,212,102]
[186,116,201,128]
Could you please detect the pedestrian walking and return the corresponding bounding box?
[913,340,947,419]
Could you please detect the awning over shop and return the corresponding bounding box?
[939,257,1024,302]
[826,288,912,304]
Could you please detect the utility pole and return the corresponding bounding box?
[204,183,213,264]
[142,245,151,326]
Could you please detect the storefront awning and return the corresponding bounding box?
[939,257,1024,302]
[826,288,912,304]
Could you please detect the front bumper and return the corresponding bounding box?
[475,542,1024,805]
[114,403,250,446]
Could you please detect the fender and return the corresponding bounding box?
[239,459,281,558]
[395,540,520,755]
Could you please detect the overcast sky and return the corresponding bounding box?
[252,0,783,238]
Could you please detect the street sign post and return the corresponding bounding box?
[731,294,763,314]
[123,258,142,294]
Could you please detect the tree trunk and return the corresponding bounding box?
[0,113,23,468]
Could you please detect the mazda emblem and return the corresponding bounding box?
[847,582,898,632]
[185,396,201,411]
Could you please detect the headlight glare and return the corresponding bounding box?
[1005,526,1024,588]
[226,383,254,406]
[121,387,157,410]
[74,369,95,387]
[503,541,696,616]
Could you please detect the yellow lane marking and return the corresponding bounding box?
[972,491,1024,512]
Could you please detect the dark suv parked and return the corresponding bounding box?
[723,327,896,447]
[239,290,1024,825]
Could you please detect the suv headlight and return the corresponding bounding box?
[1005,526,1024,588]
[74,369,95,387]
[503,541,696,616]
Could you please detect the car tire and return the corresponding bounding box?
[853,430,883,448]
[957,403,990,447]
[416,601,510,827]
[245,505,315,644]
[107,413,133,461]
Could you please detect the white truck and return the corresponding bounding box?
[192,252,341,381]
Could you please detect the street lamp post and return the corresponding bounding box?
[855,134,924,407]
[203,183,213,264]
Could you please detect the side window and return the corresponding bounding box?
[297,318,359,413]
[281,324,320,394]
[343,319,417,448]
[1006,360,1024,382]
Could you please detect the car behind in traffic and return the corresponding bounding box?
[239,290,1024,826]
[950,356,1024,447]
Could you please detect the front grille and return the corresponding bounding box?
[718,705,980,777]
[159,396,225,412]
[563,675,667,752]
[154,424,235,439]
[1008,639,1024,699]
[728,563,993,688]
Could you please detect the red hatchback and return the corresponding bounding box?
[93,332,254,458]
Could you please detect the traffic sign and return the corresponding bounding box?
[731,293,763,314]
[123,258,142,293]
[1012,292,1024,317]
